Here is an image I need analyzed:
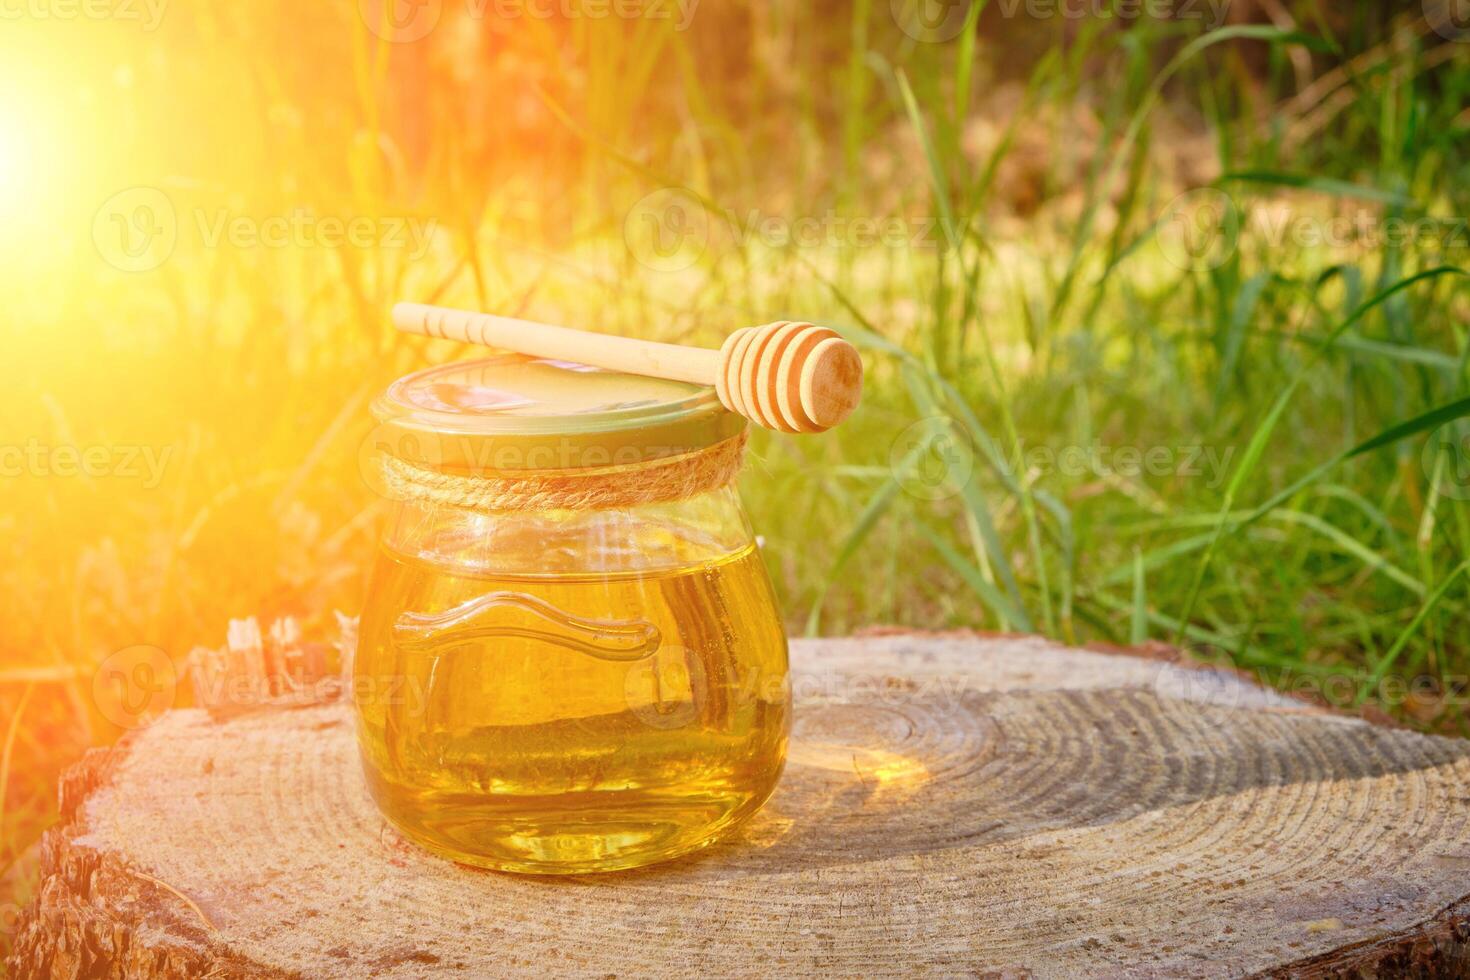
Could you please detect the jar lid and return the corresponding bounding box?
[370,354,746,474]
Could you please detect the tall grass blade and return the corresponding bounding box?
[1358,562,1470,703]
[1243,392,1470,526]
[1216,272,1271,405]
[804,446,917,636]
[918,524,1030,630]
[1130,549,1148,646]
[1172,267,1467,642]
[1219,171,1416,206]
[0,683,36,854]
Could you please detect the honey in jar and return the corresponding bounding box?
[355,356,790,874]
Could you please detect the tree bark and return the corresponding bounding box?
[10,632,1470,978]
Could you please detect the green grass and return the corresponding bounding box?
[731,9,1470,734]
[4,0,1470,943]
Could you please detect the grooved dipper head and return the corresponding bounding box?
[715,322,864,433]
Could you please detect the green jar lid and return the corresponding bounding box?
[370,354,745,474]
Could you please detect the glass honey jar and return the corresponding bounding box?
[354,355,791,874]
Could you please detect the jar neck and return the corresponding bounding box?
[380,484,757,578]
[377,432,749,514]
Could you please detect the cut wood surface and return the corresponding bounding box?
[10,633,1470,978]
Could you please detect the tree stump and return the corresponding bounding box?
[10,633,1470,978]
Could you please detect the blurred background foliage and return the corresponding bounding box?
[2,0,1469,934]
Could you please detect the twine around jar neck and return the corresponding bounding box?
[377,431,749,512]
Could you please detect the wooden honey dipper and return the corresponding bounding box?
[392,303,863,434]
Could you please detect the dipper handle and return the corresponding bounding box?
[391,303,721,387]
[392,303,863,434]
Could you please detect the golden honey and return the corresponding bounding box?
[357,355,790,873]
[354,538,790,874]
